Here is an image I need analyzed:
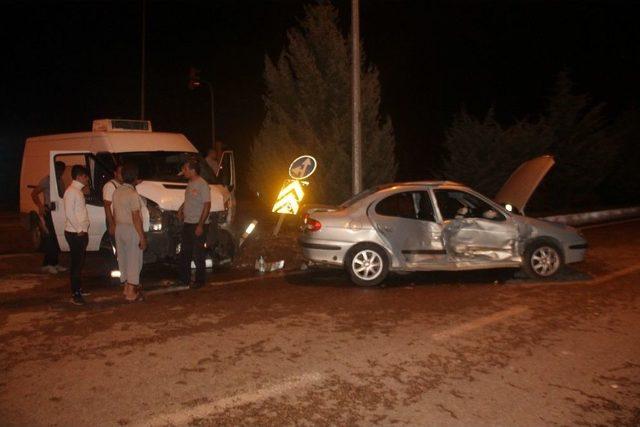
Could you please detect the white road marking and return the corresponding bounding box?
[515,261,640,288]
[135,372,323,427]
[432,305,529,341]
[590,262,640,285]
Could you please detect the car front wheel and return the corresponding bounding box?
[346,244,389,287]
[522,241,563,279]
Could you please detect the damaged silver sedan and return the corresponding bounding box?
[298,156,587,286]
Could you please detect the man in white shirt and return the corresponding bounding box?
[63,165,91,305]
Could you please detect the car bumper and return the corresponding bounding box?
[298,236,349,267]
[564,242,588,264]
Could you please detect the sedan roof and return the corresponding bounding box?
[386,180,464,188]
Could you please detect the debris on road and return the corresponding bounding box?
[255,256,285,273]
[234,219,303,272]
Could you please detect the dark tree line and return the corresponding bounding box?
[441,71,639,212]
[250,2,637,212]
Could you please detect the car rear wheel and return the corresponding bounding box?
[346,244,389,287]
[522,241,563,279]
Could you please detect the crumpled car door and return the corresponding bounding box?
[368,191,446,267]
[435,188,518,263]
[443,217,517,262]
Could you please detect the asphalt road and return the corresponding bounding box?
[1,220,639,426]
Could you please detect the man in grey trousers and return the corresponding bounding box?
[112,163,147,301]
[178,157,211,288]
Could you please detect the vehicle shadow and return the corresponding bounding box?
[286,265,591,289]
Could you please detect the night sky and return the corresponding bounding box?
[1,0,639,204]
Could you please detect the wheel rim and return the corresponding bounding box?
[530,246,560,277]
[351,249,383,281]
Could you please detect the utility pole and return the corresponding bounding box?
[351,0,362,195]
[140,0,146,120]
[203,80,215,147]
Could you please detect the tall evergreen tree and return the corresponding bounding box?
[441,71,616,210]
[440,109,551,197]
[599,108,640,205]
[249,3,396,205]
[540,71,616,207]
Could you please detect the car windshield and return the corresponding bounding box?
[115,152,220,185]
[339,184,394,209]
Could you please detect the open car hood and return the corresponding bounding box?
[494,155,555,215]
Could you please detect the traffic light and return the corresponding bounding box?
[188,67,201,90]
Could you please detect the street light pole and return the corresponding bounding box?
[351,0,362,195]
[202,80,215,147]
[140,0,146,120]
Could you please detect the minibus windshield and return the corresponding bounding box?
[116,152,220,185]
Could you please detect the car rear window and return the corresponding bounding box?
[339,184,394,209]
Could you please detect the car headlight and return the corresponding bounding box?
[144,198,164,231]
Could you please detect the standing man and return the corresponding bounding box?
[103,164,123,238]
[205,140,223,176]
[63,165,91,305]
[31,161,67,274]
[178,158,211,288]
[103,164,123,282]
[113,163,147,301]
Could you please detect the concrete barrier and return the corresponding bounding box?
[540,206,640,227]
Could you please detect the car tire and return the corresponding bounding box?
[207,227,236,268]
[522,240,563,279]
[346,243,389,287]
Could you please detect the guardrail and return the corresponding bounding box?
[540,206,640,227]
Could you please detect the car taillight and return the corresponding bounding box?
[305,218,322,232]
